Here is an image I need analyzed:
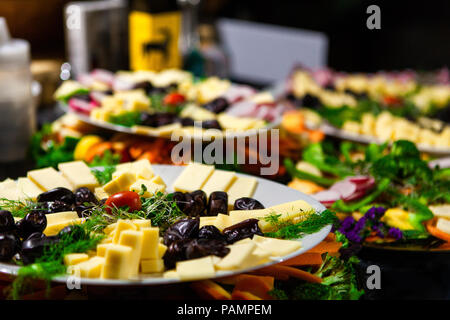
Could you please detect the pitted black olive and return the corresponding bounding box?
[36,200,73,214]
[186,190,207,217]
[233,197,265,211]
[21,236,58,265]
[170,192,186,211]
[344,89,368,100]
[301,93,321,109]
[0,233,19,262]
[162,239,190,269]
[58,225,86,241]
[17,212,47,239]
[163,218,199,246]
[37,187,75,205]
[178,117,195,127]
[203,97,229,114]
[133,81,154,94]
[207,191,228,216]
[26,232,46,241]
[140,113,158,127]
[75,204,95,218]
[198,225,226,241]
[75,187,98,206]
[198,120,222,130]
[0,210,15,232]
[222,219,263,244]
[156,112,178,127]
[185,239,230,260]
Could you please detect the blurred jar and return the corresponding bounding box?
[0,18,35,162]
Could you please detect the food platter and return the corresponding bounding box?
[0,164,331,286]
[58,102,282,141]
[319,122,450,156]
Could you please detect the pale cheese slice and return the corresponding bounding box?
[201,170,236,197]
[176,256,215,281]
[28,167,73,191]
[17,177,43,200]
[215,242,256,271]
[58,161,99,190]
[226,176,258,206]
[252,235,302,257]
[173,162,215,193]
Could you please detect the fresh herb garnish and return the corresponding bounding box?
[0,198,39,218]
[109,111,142,127]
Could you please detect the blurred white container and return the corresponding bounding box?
[0,17,35,162]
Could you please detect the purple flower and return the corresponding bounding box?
[346,230,363,243]
[339,216,355,232]
[365,207,377,220]
[354,216,367,233]
[372,222,385,238]
[388,227,403,240]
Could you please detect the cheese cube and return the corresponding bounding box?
[94,187,109,200]
[132,219,151,230]
[64,253,89,266]
[226,176,258,206]
[258,200,313,232]
[101,245,133,279]
[215,243,256,271]
[140,227,160,259]
[44,218,84,236]
[96,243,114,257]
[173,163,215,193]
[58,161,99,190]
[176,256,215,281]
[103,223,117,235]
[213,214,232,231]
[158,243,167,258]
[150,175,166,187]
[129,180,165,197]
[252,235,302,256]
[132,123,181,137]
[141,259,165,273]
[113,220,138,243]
[46,211,79,225]
[77,256,105,278]
[103,172,137,194]
[201,170,236,197]
[199,216,217,228]
[132,159,154,180]
[119,230,144,277]
[218,113,259,131]
[17,178,43,200]
[28,167,73,191]
[163,270,179,279]
[0,182,20,201]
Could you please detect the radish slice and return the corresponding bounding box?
[91,69,114,85]
[353,177,375,192]
[330,180,357,200]
[343,190,366,202]
[68,98,95,115]
[90,91,106,105]
[312,190,341,203]
[347,176,371,184]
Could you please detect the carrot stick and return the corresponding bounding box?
[234,275,274,300]
[231,289,263,300]
[190,280,231,300]
[426,221,450,243]
[250,267,290,280]
[252,265,322,283]
[307,241,342,254]
[279,253,323,267]
[324,233,336,242]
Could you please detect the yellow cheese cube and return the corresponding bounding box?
[176,256,215,281]
[96,243,114,257]
[127,98,150,112]
[140,227,160,259]
[150,175,166,187]
[199,216,217,228]
[119,230,144,277]
[132,219,151,230]
[132,123,181,137]
[17,177,43,200]
[103,172,137,194]
[140,259,165,273]
[158,243,167,258]
[226,176,258,206]
[28,167,73,191]
[180,104,216,121]
[58,161,99,190]
[173,163,215,193]
[44,218,84,236]
[129,180,165,197]
[201,170,236,197]
[64,253,89,266]
[252,235,302,256]
[101,245,133,279]
[94,187,109,200]
[77,256,105,278]
[103,223,117,235]
[112,220,138,243]
[46,211,79,225]
[213,214,232,231]
[215,243,256,271]
[132,159,154,180]
[163,270,179,279]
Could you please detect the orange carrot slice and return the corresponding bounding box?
[426,220,450,243]
[279,253,323,267]
[190,280,231,300]
[307,241,342,254]
[231,289,263,300]
[234,275,274,300]
[252,265,322,283]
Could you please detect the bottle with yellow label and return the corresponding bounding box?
[129,0,182,71]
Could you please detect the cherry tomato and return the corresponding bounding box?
[383,95,402,106]
[105,191,142,214]
[163,93,186,106]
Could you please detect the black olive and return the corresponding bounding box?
[207,191,228,216]
[133,81,154,94]
[178,117,195,127]
[58,225,85,241]
[198,225,226,241]
[222,218,263,244]
[203,97,229,114]
[36,200,73,214]
[18,212,47,239]
[162,239,190,269]
[140,113,158,127]
[74,187,98,206]
[155,112,178,127]
[301,93,321,109]
[0,233,18,262]
[185,239,230,260]
[26,232,46,241]
[0,210,15,232]
[198,120,222,130]
[344,89,368,100]
[163,218,199,246]
[233,197,265,211]
[186,190,207,217]
[37,187,75,205]
[170,192,186,211]
[75,204,95,218]
[21,236,58,265]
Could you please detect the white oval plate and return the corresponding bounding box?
[0,165,330,286]
[58,102,281,141]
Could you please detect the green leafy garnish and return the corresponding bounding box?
[109,111,142,127]
[0,198,39,218]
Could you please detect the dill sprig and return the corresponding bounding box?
[0,198,39,218]
[265,209,338,239]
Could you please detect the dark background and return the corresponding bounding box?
[0,0,448,72]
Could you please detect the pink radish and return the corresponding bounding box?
[68,98,95,115]
[312,189,341,203]
[330,180,357,199]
